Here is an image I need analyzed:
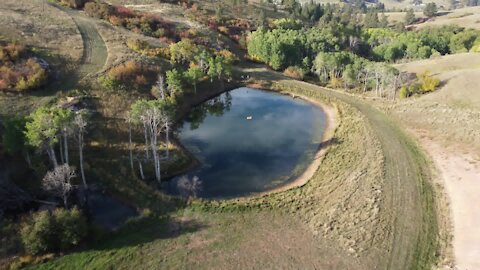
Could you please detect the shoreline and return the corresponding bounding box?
[168,83,337,198]
[255,92,337,196]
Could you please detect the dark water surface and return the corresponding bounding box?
[164,87,326,199]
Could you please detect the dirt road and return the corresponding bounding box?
[416,136,480,270]
[56,4,108,83]
[243,66,440,269]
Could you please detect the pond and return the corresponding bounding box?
[163,87,326,199]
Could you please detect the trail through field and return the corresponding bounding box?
[243,66,438,270]
[418,138,480,270]
[0,2,108,116]
[60,6,108,83]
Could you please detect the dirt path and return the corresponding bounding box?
[60,6,108,83]
[315,86,437,270]
[416,137,480,270]
[242,66,439,269]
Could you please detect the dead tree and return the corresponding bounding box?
[42,164,76,208]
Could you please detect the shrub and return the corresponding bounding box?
[283,66,305,80]
[399,85,409,99]
[418,70,440,92]
[100,61,156,90]
[52,208,88,250]
[84,2,114,19]
[20,208,87,255]
[58,0,89,9]
[20,211,55,255]
[0,42,48,92]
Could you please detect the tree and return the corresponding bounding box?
[20,208,87,255]
[42,164,76,208]
[256,8,267,28]
[379,13,389,28]
[166,69,184,95]
[364,10,379,28]
[424,3,438,18]
[153,73,166,99]
[25,107,72,167]
[2,117,27,156]
[131,100,170,183]
[58,109,74,165]
[185,64,203,93]
[169,39,198,65]
[177,175,202,198]
[404,9,416,25]
[73,112,88,190]
[215,3,224,23]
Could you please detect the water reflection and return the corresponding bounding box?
[165,88,326,199]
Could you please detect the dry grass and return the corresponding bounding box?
[415,6,480,29]
[389,52,480,155]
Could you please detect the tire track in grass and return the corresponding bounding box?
[241,66,438,269]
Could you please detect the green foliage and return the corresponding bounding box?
[272,18,302,30]
[423,3,438,18]
[449,29,480,53]
[53,208,88,250]
[418,70,440,92]
[20,208,87,255]
[399,85,409,99]
[364,10,380,28]
[169,39,199,65]
[363,26,479,61]
[20,211,54,255]
[247,28,340,70]
[405,9,416,25]
[166,69,184,95]
[25,107,73,148]
[184,64,203,92]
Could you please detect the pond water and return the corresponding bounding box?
[164,87,326,199]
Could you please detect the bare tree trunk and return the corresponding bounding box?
[165,122,170,159]
[25,151,32,167]
[63,193,68,208]
[47,144,58,168]
[138,160,145,180]
[64,130,69,164]
[128,119,134,172]
[78,132,87,190]
[59,137,65,164]
[143,122,150,159]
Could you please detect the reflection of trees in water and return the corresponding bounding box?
[186,92,232,130]
[177,175,202,198]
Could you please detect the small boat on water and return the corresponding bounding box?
[246,116,253,120]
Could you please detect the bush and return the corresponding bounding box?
[20,211,55,255]
[53,208,88,250]
[84,2,114,19]
[0,42,48,92]
[20,208,87,255]
[418,70,440,92]
[399,85,409,99]
[283,66,305,80]
[57,0,89,9]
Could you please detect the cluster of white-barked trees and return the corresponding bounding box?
[314,51,409,100]
[25,106,88,207]
[128,74,174,184]
[128,74,203,197]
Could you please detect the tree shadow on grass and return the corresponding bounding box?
[93,215,208,251]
